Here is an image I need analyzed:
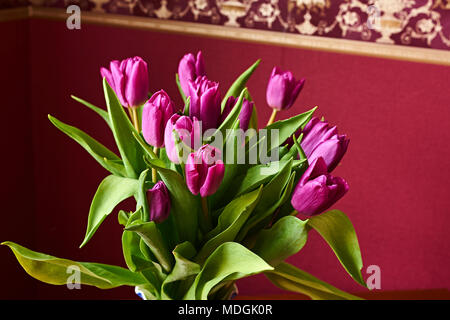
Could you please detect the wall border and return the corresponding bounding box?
[2,6,450,66]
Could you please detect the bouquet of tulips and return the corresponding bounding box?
[3,52,366,300]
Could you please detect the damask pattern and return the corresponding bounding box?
[3,0,450,50]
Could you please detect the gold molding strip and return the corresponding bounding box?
[0,7,30,23]
[2,6,450,66]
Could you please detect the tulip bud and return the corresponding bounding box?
[220,96,254,131]
[291,157,349,216]
[142,90,175,148]
[266,66,305,111]
[185,145,225,197]
[178,51,206,97]
[146,181,171,223]
[300,117,349,172]
[188,76,221,131]
[100,56,149,108]
[164,114,202,164]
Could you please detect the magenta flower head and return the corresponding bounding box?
[100,56,149,108]
[300,117,349,172]
[266,66,305,111]
[164,114,202,164]
[291,157,349,217]
[146,181,171,223]
[220,96,254,131]
[185,145,225,197]
[188,76,221,131]
[178,51,206,97]
[142,90,175,148]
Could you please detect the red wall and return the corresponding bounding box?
[1,17,449,299]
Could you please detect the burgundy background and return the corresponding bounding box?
[1,17,449,299]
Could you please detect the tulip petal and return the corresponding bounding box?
[291,179,330,216]
[125,58,149,107]
[199,160,225,197]
[299,157,328,186]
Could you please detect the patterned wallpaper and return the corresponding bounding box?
[3,0,450,50]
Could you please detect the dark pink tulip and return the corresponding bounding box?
[300,117,349,172]
[220,96,254,131]
[100,56,149,108]
[185,145,225,197]
[266,66,305,111]
[291,157,349,216]
[188,76,221,131]
[164,114,202,164]
[142,90,175,148]
[146,181,171,223]
[178,51,206,97]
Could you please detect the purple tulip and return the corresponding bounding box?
[185,145,225,197]
[164,114,202,164]
[142,90,175,148]
[299,117,349,172]
[146,181,171,223]
[100,56,149,108]
[178,51,206,97]
[188,76,221,131]
[220,96,254,131]
[266,66,305,111]
[291,157,349,216]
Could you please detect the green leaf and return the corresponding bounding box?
[255,107,317,153]
[183,96,190,116]
[145,158,199,245]
[48,115,126,177]
[221,60,260,112]
[103,78,146,178]
[236,159,294,241]
[196,187,263,263]
[176,73,187,104]
[214,88,246,143]
[2,241,147,289]
[235,159,305,196]
[71,95,111,129]
[184,242,273,300]
[80,175,138,248]
[308,210,366,287]
[126,220,174,274]
[252,216,308,266]
[265,262,363,300]
[161,242,201,300]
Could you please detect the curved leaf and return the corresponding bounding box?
[103,78,146,178]
[185,242,273,300]
[126,220,174,274]
[252,216,308,266]
[70,95,111,129]
[221,60,260,112]
[161,242,201,300]
[80,175,138,248]
[253,106,317,153]
[48,115,126,177]
[308,210,366,287]
[196,187,263,263]
[265,262,363,300]
[2,241,146,289]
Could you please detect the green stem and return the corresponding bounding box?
[201,197,212,231]
[152,147,159,183]
[266,109,278,127]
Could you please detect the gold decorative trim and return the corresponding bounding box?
[0,7,30,23]
[2,6,450,66]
